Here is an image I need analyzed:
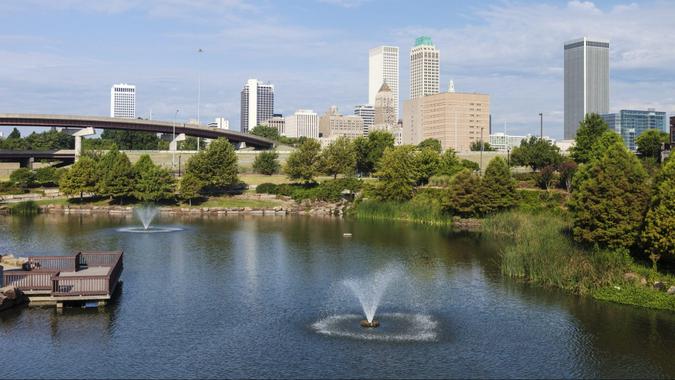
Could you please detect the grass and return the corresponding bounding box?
[352,197,450,226]
[195,196,282,209]
[482,210,675,312]
[8,201,41,215]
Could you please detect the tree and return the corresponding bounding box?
[179,173,203,206]
[133,154,156,176]
[373,145,420,202]
[479,157,517,214]
[570,141,650,249]
[285,138,321,182]
[99,130,162,150]
[572,131,625,191]
[319,137,356,178]
[415,147,440,185]
[59,156,98,203]
[250,125,280,141]
[353,136,370,176]
[641,158,675,268]
[133,155,175,202]
[436,148,464,177]
[98,149,134,202]
[470,140,496,152]
[34,166,64,186]
[510,136,562,172]
[178,136,206,151]
[461,159,480,172]
[570,113,609,164]
[9,168,36,188]
[417,138,442,153]
[253,150,280,175]
[184,138,238,194]
[443,169,481,217]
[354,131,395,176]
[8,128,21,139]
[536,165,557,190]
[558,160,577,192]
[24,130,74,150]
[636,129,669,162]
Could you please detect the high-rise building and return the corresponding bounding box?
[564,37,610,139]
[490,133,555,152]
[600,109,667,151]
[110,84,136,119]
[261,114,285,135]
[208,118,230,129]
[369,46,399,117]
[284,109,319,139]
[373,82,396,132]
[240,79,274,133]
[402,91,490,152]
[670,116,675,145]
[319,106,364,140]
[410,36,440,100]
[354,104,374,135]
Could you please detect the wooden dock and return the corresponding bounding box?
[1,251,123,308]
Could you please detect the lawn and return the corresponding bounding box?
[196,196,283,209]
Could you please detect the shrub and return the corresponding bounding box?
[10,168,36,188]
[256,182,279,194]
[9,200,40,215]
[428,175,451,187]
[253,150,280,175]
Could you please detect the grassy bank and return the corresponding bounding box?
[483,211,675,311]
[352,195,449,226]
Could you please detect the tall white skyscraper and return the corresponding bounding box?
[564,37,610,139]
[354,104,374,135]
[284,109,319,138]
[369,46,399,117]
[410,36,440,100]
[240,79,275,133]
[110,84,136,119]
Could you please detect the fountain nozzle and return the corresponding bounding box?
[360,319,380,328]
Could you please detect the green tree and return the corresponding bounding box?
[417,138,442,153]
[510,136,562,172]
[133,154,156,175]
[570,113,609,164]
[98,149,134,202]
[470,140,496,151]
[10,168,36,188]
[479,157,517,214]
[178,136,206,151]
[24,130,74,150]
[319,137,356,178]
[570,141,650,249]
[99,130,162,150]
[133,155,175,202]
[436,148,464,177]
[461,159,480,172]
[636,129,669,162]
[443,169,481,217]
[641,158,675,268]
[415,148,440,185]
[59,156,98,203]
[179,173,203,206]
[354,131,395,176]
[285,138,321,182]
[572,131,625,191]
[184,138,238,194]
[250,125,280,141]
[353,136,370,176]
[8,128,21,139]
[373,145,420,202]
[558,160,577,192]
[253,150,280,175]
[34,166,64,186]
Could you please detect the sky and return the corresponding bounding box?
[1,0,674,138]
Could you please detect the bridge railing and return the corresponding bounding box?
[3,270,60,292]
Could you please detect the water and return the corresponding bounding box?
[117,206,183,233]
[1,213,674,379]
[134,205,157,230]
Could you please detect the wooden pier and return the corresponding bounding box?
[1,251,123,308]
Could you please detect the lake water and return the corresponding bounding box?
[1,213,674,379]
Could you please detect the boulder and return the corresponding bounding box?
[0,286,27,312]
[653,281,666,291]
[667,286,675,295]
[623,272,640,282]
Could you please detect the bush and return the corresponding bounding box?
[428,175,451,187]
[256,182,279,194]
[253,150,280,175]
[10,168,36,188]
[0,181,25,195]
[9,200,40,215]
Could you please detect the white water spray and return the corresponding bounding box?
[342,264,402,323]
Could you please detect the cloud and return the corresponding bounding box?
[317,0,370,8]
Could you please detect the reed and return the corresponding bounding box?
[9,200,41,215]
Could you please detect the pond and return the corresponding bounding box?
[1,213,674,378]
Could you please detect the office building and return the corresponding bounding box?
[410,36,440,100]
[671,116,675,145]
[369,46,399,117]
[373,82,396,132]
[490,133,555,152]
[284,109,319,139]
[402,91,490,152]
[354,104,374,135]
[208,118,230,129]
[319,106,364,140]
[261,114,286,135]
[600,109,667,151]
[564,37,610,139]
[240,79,274,133]
[110,83,136,119]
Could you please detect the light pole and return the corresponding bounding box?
[539,113,543,139]
[172,109,180,169]
[480,126,484,176]
[196,48,203,151]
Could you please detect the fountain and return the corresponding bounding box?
[116,205,183,233]
[342,264,402,328]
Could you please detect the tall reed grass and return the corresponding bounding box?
[8,200,41,215]
[352,198,449,226]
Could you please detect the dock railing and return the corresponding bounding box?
[52,251,123,297]
[3,269,60,292]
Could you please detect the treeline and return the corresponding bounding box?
[0,128,74,150]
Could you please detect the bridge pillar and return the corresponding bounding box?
[72,127,96,161]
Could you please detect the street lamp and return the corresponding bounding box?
[480,126,484,176]
[172,109,180,169]
[196,48,203,151]
[539,113,543,139]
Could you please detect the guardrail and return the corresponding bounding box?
[3,270,60,291]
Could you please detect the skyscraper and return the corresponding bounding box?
[284,109,319,139]
[240,79,274,133]
[110,84,136,119]
[354,104,374,135]
[373,82,396,132]
[564,37,610,139]
[410,36,440,100]
[369,46,399,117]
[600,109,667,151]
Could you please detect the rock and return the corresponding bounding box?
[667,286,675,295]
[640,277,648,286]
[653,281,666,291]
[0,286,27,312]
[624,272,640,282]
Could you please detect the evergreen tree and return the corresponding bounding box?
[353,136,370,176]
[253,150,280,175]
[443,169,481,217]
[572,131,625,191]
[436,148,464,177]
[179,173,203,206]
[9,168,36,188]
[8,128,21,139]
[59,156,98,203]
[133,155,175,202]
[570,141,650,249]
[636,128,669,162]
[133,154,156,175]
[641,158,675,267]
[184,138,238,193]
[478,157,517,214]
[415,147,440,185]
[570,113,609,164]
[373,145,420,202]
[319,137,356,178]
[417,138,442,153]
[98,150,134,202]
[284,138,321,182]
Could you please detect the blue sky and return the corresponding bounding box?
[1,0,674,138]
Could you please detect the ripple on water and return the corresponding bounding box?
[116,226,184,233]
[312,313,438,342]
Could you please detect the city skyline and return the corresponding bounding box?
[1,0,675,139]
